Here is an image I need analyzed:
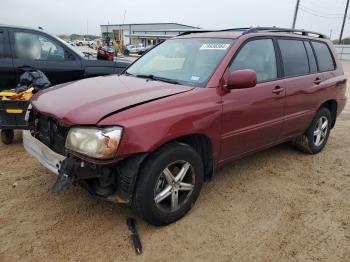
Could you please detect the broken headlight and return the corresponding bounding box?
[65,126,123,159]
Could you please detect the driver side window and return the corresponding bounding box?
[229,39,277,83]
[14,31,66,61]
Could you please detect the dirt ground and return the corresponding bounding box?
[1,64,350,262]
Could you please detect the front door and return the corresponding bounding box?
[220,38,286,163]
[9,29,83,86]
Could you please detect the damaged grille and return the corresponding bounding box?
[30,109,68,156]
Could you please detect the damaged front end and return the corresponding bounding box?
[54,154,147,204]
[24,107,147,205]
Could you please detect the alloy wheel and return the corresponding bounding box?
[313,116,328,147]
[154,160,195,212]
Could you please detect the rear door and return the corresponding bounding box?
[278,38,328,138]
[9,28,83,86]
[220,38,286,162]
[0,28,17,90]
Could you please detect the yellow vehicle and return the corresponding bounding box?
[0,88,33,144]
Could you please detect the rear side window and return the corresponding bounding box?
[304,41,317,73]
[312,41,335,71]
[278,39,309,77]
[0,31,4,58]
[229,39,277,83]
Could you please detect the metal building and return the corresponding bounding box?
[100,22,199,46]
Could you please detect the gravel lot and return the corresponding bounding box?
[0,63,349,262]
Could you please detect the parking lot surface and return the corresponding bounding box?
[0,63,349,262]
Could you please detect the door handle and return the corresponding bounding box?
[272,86,285,94]
[313,77,322,85]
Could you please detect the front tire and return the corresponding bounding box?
[293,107,332,154]
[132,142,204,226]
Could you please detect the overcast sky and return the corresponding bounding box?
[0,0,348,40]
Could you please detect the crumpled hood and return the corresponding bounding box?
[31,75,194,126]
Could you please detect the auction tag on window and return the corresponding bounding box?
[200,43,230,50]
[191,76,200,81]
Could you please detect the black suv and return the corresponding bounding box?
[0,25,130,90]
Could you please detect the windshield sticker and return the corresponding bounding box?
[200,43,230,50]
[191,76,200,81]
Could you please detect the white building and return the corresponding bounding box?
[100,22,199,46]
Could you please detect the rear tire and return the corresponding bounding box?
[1,129,14,145]
[132,142,204,226]
[293,107,332,154]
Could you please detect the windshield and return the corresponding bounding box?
[126,38,235,87]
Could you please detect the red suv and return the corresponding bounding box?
[23,27,347,226]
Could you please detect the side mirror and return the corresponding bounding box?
[227,69,257,89]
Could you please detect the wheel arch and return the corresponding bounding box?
[318,99,337,128]
[143,133,214,180]
[173,133,214,180]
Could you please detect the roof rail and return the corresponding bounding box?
[177,27,327,39]
[225,27,327,38]
[178,28,250,36]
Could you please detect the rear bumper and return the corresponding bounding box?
[23,130,65,175]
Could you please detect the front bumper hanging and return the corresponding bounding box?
[23,130,65,175]
[23,130,147,203]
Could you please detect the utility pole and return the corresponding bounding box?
[121,10,127,48]
[292,0,301,29]
[339,0,350,44]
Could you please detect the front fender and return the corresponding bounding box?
[98,88,222,160]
